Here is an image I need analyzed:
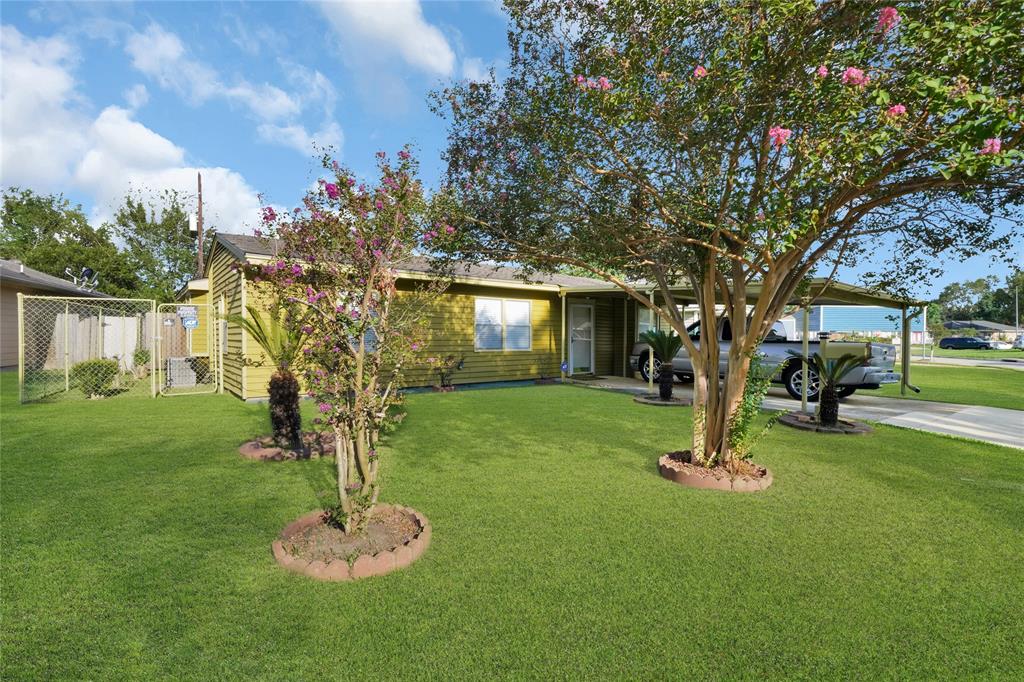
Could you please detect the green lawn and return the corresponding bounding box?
[876,364,1024,411]
[910,344,1023,361]
[3,378,1023,679]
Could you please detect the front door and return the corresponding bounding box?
[569,303,594,375]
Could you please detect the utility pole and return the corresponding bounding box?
[196,172,205,277]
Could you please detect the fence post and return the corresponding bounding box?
[17,293,25,403]
[151,300,158,398]
[64,301,70,392]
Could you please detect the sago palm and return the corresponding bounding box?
[639,328,682,400]
[228,304,309,446]
[786,351,864,427]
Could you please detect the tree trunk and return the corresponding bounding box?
[658,361,674,400]
[819,384,840,427]
[268,369,301,447]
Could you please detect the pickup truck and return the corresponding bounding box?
[629,318,900,401]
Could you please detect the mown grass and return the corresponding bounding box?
[2,375,1023,679]
[875,364,1024,411]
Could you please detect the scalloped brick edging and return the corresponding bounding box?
[777,411,873,435]
[271,504,430,581]
[657,454,773,493]
[633,393,692,407]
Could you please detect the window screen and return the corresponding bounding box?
[475,298,503,350]
[503,300,531,350]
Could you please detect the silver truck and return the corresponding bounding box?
[630,318,900,401]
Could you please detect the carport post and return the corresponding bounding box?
[559,291,566,382]
[801,299,810,414]
[622,297,628,378]
[151,301,158,398]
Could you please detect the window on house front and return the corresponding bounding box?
[637,306,655,339]
[475,298,531,351]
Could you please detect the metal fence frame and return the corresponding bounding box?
[17,293,223,403]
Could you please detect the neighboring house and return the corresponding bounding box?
[944,319,1018,341]
[791,304,927,343]
[0,259,109,369]
[183,234,923,401]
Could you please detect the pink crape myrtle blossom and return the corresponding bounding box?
[323,182,339,199]
[262,206,277,224]
[886,104,907,118]
[979,138,1002,155]
[768,126,792,149]
[841,67,870,87]
[816,65,829,78]
[693,65,708,79]
[596,76,612,91]
[877,7,901,34]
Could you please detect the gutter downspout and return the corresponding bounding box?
[901,305,923,395]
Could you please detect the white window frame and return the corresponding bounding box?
[474,297,532,352]
[636,305,656,340]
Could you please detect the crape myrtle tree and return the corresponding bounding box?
[257,149,451,533]
[434,0,1023,470]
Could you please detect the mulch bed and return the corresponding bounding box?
[272,504,431,581]
[238,431,335,461]
[658,451,773,492]
[778,411,873,435]
[633,393,692,407]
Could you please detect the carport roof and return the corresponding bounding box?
[560,278,925,309]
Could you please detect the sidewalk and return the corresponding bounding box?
[912,356,1024,371]
[568,376,1024,450]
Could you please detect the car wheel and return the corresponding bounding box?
[638,352,662,382]
[783,363,820,402]
[837,386,857,399]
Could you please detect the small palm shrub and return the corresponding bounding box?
[639,328,682,400]
[71,359,119,398]
[786,351,865,426]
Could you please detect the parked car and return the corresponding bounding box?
[939,336,991,350]
[630,318,899,402]
[1014,335,1024,350]
[987,339,1012,350]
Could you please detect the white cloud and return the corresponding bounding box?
[461,57,488,82]
[123,84,149,110]
[257,121,344,155]
[0,26,263,234]
[0,26,89,189]
[318,0,456,77]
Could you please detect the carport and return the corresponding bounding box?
[556,277,926,413]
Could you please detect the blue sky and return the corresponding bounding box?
[0,0,1017,298]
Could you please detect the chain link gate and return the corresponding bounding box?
[18,295,158,402]
[156,303,218,396]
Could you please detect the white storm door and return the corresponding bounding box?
[569,304,594,375]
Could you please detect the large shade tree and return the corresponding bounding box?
[435,0,1023,469]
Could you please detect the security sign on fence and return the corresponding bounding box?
[17,295,222,403]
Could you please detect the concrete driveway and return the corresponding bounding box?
[569,376,1024,450]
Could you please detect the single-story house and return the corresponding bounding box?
[944,319,1018,341]
[184,233,925,401]
[1,259,109,369]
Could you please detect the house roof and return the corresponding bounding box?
[944,319,1016,331]
[0,259,110,298]
[213,233,608,289]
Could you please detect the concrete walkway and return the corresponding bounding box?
[912,356,1024,371]
[567,376,1024,450]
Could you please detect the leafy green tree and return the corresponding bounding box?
[436,0,1023,469]
[935,277,997,320]
[0,188,140,296]
[112,190,206,302]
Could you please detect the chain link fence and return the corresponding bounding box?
[19,296,157,402]
[156,303,218,396]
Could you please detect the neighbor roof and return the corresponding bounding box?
[0,259,110,298]
[944,320,1016,331]
[214,233,608,288]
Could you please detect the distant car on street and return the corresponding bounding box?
[987,339,1012,350]
[1014,335,1024,350]
[939,336,991,350]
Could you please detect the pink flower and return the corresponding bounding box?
[886,104,907,118]
[979,138,1002,155]
[290,264,303,276]
[841,67,870,87]
[347,178,356,186]
[573,74,586,88]
[768,125,793,149]
[324,182,339,199]
[444,225,455,235]
[374,200,384,210]
[693,65,708,79]
[261,206,276,223]
[398,150,411,160]
[596,76,612,91]
[877,7,900,34]
[318,402,331,413]
[816,65,829,78]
